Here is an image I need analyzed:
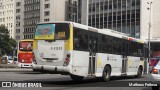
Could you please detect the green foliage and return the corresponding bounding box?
[0,25,17,56]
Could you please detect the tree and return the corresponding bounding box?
[0,25,17,55]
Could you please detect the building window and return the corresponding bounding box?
[16,36,20,40]
[44,11,50,16]
[45,4,50,8]
[16,29,20,33]
[16,2,21,6]
[44,18,49,22]
[16,9,20,13]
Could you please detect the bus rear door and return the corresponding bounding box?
[88,32,98,76]
[121,42,129,75]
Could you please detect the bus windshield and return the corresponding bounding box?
[19,41,33,51]
[35,23,70,40]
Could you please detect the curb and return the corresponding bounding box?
[0,64,18,68]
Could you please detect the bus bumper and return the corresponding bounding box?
[18,63,32,68]
[32,64,70,73]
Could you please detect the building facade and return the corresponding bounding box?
[82,0,141,39]
[15,0,24,41]
[81,0,160,41]
[40,0,68,23]
[23,0,40,39]
[67,0,82,23]
[0,0,16,39]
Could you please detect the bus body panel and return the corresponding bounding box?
[96,53,122,76]
[71,51,90,76]
[127,56,141,75]
[37,40,65,65]
[35,40,65,66]
[18,52,32,63]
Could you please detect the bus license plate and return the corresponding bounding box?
[46,60,53,62]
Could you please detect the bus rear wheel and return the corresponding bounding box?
[102,65,111,82]
[70,74,84,81]
[135,66,142,78]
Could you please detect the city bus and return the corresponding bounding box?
[32,21,148,81]
[18,39,33,67]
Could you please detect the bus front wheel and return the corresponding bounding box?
[102,65,111,82]
[70,74,84,81]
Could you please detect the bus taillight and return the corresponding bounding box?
[63,53,70,66]
[32,52,37,64]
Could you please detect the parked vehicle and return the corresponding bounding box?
[0,56,8,64]
[7,56,13,64]
[149,58,159,73]
[151,60,160,90]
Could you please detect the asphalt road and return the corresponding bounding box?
[0,72,156,90]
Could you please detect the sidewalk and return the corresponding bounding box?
[0,64,33,72]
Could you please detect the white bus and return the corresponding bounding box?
[32,21,148,81]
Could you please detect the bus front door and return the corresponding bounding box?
[88,33,97,76]
[121,43,128,75]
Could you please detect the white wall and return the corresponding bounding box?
[0,0,16,39]
[81,0,88,25]
[40,0,67,22]
[140,0,153,41]
[15,0,24,41]
[152,0,160,40]
[140,0,160,42]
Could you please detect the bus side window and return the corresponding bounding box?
[74,37,80,49]
[98,34,105,53]
[73,27,88,51]
[138,43,144,57]
[88,31,98,52]
[130,42,138,56]
[113,37,122,54]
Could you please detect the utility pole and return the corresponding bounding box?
[145,1,152,74]
[147,1,152,62]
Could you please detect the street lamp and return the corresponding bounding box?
[147,1,152,63]
[143,1,153,74]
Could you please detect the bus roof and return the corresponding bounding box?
[99,29,146,44]
[98,29,128,39]
[37,21,146,44]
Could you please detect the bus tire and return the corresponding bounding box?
[70,74,84,81]
[102,65,111,82]
[135,66,142,78]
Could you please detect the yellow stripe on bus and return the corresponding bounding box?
[33,40,38,49]
[65,23,73,50]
